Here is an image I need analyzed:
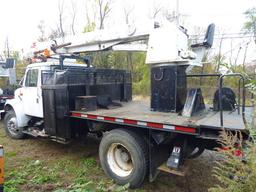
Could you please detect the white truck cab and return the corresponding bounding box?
[4,59,88,139]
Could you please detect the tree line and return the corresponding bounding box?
[1,1,256,97]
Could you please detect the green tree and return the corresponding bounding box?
[243,7,256,44]
[243,8,256,95]
[83,22,96,33]
[10,51,28,81]
[96,0,112,29]
[0,51,28,89]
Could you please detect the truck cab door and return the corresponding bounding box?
[23,68,43,118]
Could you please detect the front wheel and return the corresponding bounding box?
[99,129,148,188]
[4,110,25,139]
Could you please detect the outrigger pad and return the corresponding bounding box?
[182,88,205,117]
[167,146,182,169]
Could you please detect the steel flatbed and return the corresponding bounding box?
[71,100,251,135]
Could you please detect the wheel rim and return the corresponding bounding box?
[7,117,20,136]
[107,143,134,177]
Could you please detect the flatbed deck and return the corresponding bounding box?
[71,100,253,132]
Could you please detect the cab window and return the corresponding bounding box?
[25,69,38,87]
[41,71,54,85]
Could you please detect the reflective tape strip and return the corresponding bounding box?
[115,119,124,123]
[147,122,163,129]
[71,113,196,134]
[163,125,175,130]
[175,126,196,133]
[81,114,88,118]
[97,116,104,120]
[124,119,137,125]
[87,115,97,119]
[137,121,147,126]
[72,113,81,117]
[104,117,116,122]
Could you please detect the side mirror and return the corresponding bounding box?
[19,77,24,87]
[203,23,215,48]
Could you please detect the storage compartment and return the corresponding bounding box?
[42,68,132,101]
[42,68,95,85]
[90,69,132,101]
[42,67,132,139]
[42,84,86,139]
[151,65,187,112]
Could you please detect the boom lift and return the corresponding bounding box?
[3,22,253,188]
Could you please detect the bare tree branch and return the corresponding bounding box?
[83,0,96,32]
[37,20,47,42]
[229,39,233,66]
[149,0,162,19]
[97,0,112,29]
[123,3,133,25]
[216,33,224,72]
[70,0,77,35]
[58,0,65,38]
[234,46,242,66]
[242,42,249,71]
[153,6,162,19]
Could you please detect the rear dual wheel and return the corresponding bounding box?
[99,129,148,188]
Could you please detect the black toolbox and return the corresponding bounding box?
[75,96,97,111]
[42,67,132,139]
[151,65,187,112]
[42,84,86,139]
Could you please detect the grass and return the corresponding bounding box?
[4,155,127,192]
[0,125,142,192]
[0,122,218,192]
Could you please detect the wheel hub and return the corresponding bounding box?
[107,143,134,177]
[7,117,19,135]
[120,151,129,162]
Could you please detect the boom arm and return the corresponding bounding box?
[33,22,214,66]
[55,26,150,54]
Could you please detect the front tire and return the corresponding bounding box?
[4,110,25,139]
[99,129,148,188]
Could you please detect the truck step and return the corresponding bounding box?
[50,136,70,144]
[23,128,48,138]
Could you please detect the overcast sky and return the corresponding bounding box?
[0,0,255,63]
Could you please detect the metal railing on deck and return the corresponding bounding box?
[186,73,246,128]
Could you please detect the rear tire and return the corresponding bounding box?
[99,129,148,188]
[4,110,25,139]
